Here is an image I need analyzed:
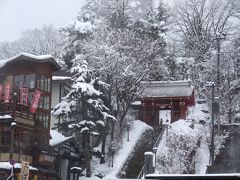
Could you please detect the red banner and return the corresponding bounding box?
[30,90,41,114]
[4,82,11,103]
[20,87,29,106]
[0,84,2,101]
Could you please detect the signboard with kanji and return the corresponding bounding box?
[30,90,41,113]
[0,84,3,101]
[4,82,11,103]
[20,161,29,180]
[20,87,29,106]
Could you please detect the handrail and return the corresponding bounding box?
[137,165,144,179]
[153,126,166,149]
[137,126,166,179]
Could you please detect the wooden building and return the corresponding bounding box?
[0,53,60,179]
[134,81,195,126]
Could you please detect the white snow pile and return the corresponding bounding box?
[155,119,208,174]
[80,120,152,180]
[49,130,72,146]
[0,114,12,119]
[155,100,213,174]
[0,162,38,171]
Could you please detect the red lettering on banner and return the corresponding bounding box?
[20,87,29,106]
[4,83,11,103]
[0,84,2,101]
[30,90,41,114]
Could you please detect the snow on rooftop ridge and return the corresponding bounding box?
[0,53,54,68]
[141,80,192,87]
[1,52,53,62]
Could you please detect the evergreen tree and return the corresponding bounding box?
[52,57,115,177]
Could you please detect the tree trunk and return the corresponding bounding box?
[228,107,232,124]
[111,121,115,140]
[100,134,106,164]
[83,133,92,177]
[85,158,92,177]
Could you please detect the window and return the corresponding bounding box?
[36,112,50,128]
[26,74,35,88]
[35,131,49,145]
[47,78,51,92]
[14,128,33,154]
[14,74,35,89]
[0,127,11,146]
[37,74,51,92]
[39,96,50,110]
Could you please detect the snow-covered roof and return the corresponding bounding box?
[52,76,71,81]
[140,81,194,98]
[0,52,61,70]
[49,130,72,147]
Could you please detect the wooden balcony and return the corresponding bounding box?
[0,102,34,126]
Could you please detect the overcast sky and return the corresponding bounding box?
[0,0,174,42]
[0,0,85,42]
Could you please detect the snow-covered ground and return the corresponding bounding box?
[80,120,152,180]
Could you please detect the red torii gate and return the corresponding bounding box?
[135,81,195,126]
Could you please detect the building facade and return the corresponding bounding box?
[0,53,60,179]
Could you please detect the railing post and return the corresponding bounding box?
[144,152,154,178]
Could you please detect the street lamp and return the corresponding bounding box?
[153,147,158,167]
[165,122,171,137]
[10,121,16,160]
[126,123,131,142]
[109,145,115,168]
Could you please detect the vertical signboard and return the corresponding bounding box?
[4,82,11,103]
[0,84,2,101]
[20,161,29,180]
[20,87,29,106]
[30,90,41,113]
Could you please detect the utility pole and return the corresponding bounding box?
[215,33,226,93]
[211,83,215,166]
[216,38,220,93]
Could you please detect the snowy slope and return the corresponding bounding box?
[80,120,152,180]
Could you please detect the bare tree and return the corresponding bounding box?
[0,25,64,66]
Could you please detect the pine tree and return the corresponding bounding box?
[52,57,115,177]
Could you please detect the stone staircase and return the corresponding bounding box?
[119,126,163,178]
